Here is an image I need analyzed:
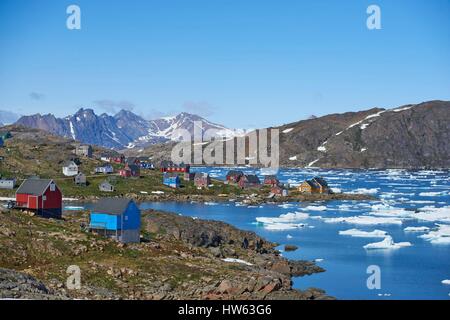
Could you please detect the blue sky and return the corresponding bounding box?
[0,0,449,128]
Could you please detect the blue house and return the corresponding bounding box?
[89,198,141,243]
[163,173,180,188]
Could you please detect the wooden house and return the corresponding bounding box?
[298,177,329,194]
[15,179,62,218]
[74,173,87,186]
[89,198,141,243]
[0,178,16,189]
[238,174,261,189]
[119,164,140,178]
[62,161,79,177]
[263,175,279,187]
[271,186,289,197]
[225,170,244,184]
[184,172,195,181]
[95,164,114,174]
[163,173,180,188]
[75,145,93,158]
[160,160,190,173]
[99,181,115,192]
[194,173,211,189]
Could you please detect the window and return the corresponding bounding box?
[42,195,46,201]
[50,183,56,192]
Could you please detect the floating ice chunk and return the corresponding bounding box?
[222,258,253,266]
[264,223,306,230]
[301,205,327,211]
[314,258,324,262]
[278,203,295,209]
[256,211,309,224]
[323,216,403,225]
[404,226,430,232]
[204,202,218,206]
[419,191,447,197]
[286,234,293,239]
[442,280,450,285]
[349,188,379,195]
[339,228,388,238]
[419,224,450,244]
[331,187,342,193]
[363,236,412,249]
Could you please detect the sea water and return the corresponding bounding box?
[73,168,450,300]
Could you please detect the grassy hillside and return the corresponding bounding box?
[0,125,247,199]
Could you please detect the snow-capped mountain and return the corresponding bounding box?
[15,108,231,149]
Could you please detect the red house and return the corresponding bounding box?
[119,164,140,178]
[160,160,190,173]
[15,179,62,218]
[263,175,279,187]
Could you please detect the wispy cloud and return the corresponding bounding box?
[29,92,45,100]
[182,101,216,117]
[93,99,135,114]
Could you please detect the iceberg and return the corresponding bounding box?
[363,236,412,250]
[404,226,430,232]
[339,228,388,238]
[323,216,403,225]
[419,224,450,245]
[442,280,450,285]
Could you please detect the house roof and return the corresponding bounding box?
[63,160,77,167]
[16,179,54,196]
[312,177,328,187]
[226,170,244,177]
[127,164,140,171]
[244,174,261,184]
[92,198,135,215]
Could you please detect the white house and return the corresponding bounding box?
[62,161,79,177]
[0,178,16,189]
[95,165,114,174]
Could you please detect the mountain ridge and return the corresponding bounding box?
[14,108,230,149]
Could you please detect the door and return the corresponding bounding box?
[28,195,38,209]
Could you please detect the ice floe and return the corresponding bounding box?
[339,228,388,238]
[442,280,450,285]
[419,224,450,245]
[349,188,379,195]
[363,236,412,250]
[300,205,327,211]
[404,226,430,232]
[322,216,403,225]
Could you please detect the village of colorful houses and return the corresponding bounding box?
[0,131,330,245]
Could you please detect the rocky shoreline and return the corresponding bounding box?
[0,208,332,300]
[63,192,376,205]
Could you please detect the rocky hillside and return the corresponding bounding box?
[134,100,450,169]
[14,109,230,150]
[278,100,450,168]
[0,208,328,300]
